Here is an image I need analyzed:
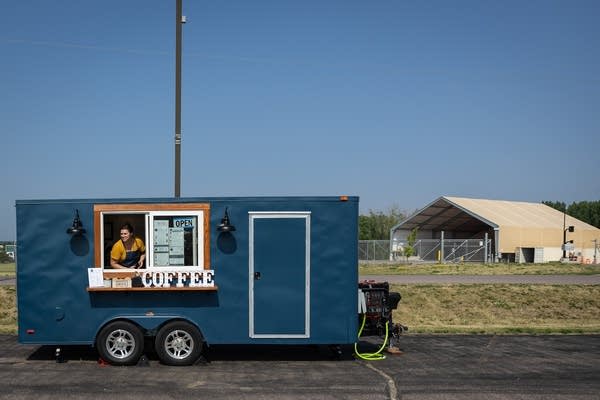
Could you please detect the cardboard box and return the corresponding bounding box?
[112,278,132,288]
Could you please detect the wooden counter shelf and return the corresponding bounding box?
[87,286,218,292]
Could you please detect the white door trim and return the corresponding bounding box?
[248,211,311,339]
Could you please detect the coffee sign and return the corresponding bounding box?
[139,269,214,288]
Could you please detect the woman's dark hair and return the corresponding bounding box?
[120,223,134,234]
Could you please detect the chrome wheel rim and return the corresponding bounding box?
[106,329,136,359]
[164,329,194,360]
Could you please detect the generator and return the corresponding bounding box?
[358,281,406,338]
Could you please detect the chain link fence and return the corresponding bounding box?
[359,240,390,261]
[360,239,492,262]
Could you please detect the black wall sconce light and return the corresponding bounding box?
[66,209,86,236]
[217,207,236,233]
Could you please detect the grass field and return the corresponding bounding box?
[0,263,15,277]
[2,283,599,335]
[361,262,600,275]
[392,284,600,334]
[4,262,598,277]
[2,259,598,335]
[0,286,16,334]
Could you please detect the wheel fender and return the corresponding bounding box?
[154,318,205,342]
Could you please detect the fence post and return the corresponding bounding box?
[484,232,488,263]
[440,231,444,263]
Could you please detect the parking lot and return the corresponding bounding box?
[1,334,598,399]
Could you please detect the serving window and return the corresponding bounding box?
[94,203,210,271]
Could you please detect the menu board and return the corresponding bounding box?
[168,227,185,266]
[153,220,170,266]
[153,219,191,266]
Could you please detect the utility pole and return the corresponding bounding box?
[562,210,574,260]
[174,0,184,198]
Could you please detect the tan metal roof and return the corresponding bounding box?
[393,196,600,255]
[395,197,496,232]
[443,196,597,230]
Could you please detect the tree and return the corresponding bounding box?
[402,227,418,261]
[568,201,600,229]
[359,206,405,240]
[542,200,600,228]
[542,201,566,213]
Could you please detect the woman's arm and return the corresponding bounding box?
[137,253,146,268]
[136,238,146,268]
[110,258,127,269]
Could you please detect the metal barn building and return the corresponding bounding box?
[390,196,600,263]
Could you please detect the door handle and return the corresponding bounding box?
[254,271,261,280]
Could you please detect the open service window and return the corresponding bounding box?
[94,203,210,272]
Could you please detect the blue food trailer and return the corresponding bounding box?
[16,196,362,365]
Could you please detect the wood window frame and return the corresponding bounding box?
[94,203,211,270]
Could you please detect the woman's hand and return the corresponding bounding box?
[137,254,146,269]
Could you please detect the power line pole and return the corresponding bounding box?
[174,0,184,198]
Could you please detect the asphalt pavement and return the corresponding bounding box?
[0,334,598,399]
[0,277,14,286]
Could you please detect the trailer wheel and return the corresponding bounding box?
[155,321,203,366]
[96,321,144,366]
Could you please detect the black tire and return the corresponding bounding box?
[96,321,144,366]
[155,321,203,366]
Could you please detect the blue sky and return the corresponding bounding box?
[1,0,599,240]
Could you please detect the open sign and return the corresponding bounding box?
[173,217,195,228]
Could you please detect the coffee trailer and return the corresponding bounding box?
[16,196,362,365]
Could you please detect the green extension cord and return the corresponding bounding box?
[354,313,389,360]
